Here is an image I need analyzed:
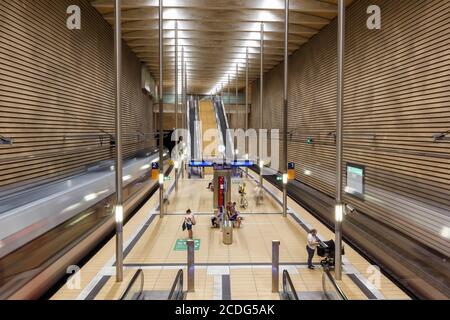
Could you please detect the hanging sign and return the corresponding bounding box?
[288,162,296,180]
[151,162,159,180]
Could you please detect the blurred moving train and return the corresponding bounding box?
[0,147,171,299]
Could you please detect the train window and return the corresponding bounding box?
[345,163,365,199]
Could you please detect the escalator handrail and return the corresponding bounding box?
[168,269,184,300]
[282,270,299,300]
[219,100,234,152]
[322,269,348,300]
[193,97,202,160]
[213,99,225,153]
[120,269,144,300]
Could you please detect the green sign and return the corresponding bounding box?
[164,176,172,181]
[276,176,283,181]
[306,137,314,145]
[348,166,363,176]
[174,239,201,251]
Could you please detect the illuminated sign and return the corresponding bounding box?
[189,161,214,167]
[288,162,295,180]
[231,160,254,167]
[151,162,159,180]
[346,163,365,199]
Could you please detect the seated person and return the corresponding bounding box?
[211,209,222,228]
[227,202,243,228]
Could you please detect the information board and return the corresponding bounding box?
[345,163,365,198]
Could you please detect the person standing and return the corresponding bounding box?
[306,229,320,270]
[183,209,196,239]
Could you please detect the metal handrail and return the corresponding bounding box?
[282,270,299,300]
[322,269,348,300]
[120,269,145,300]
[168,269,184,300]
[213,99,226,158]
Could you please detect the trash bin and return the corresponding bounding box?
[223,221,233,245]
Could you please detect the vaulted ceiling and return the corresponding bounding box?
[91,0,353,95]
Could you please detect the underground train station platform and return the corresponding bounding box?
[52,167,409,301]
[0,0,449,315]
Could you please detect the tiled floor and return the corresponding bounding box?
[125,214,312,265]
[52,170,410,300]
[167,175,281,214]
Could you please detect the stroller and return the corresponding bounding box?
[317,240,344,270]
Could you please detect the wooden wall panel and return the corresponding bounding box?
[154,112,183,131]
[0,0,154,192]
[249,0,450,255]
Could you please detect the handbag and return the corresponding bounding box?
[182,221,186,231]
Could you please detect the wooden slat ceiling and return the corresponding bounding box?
[91,0,353,94]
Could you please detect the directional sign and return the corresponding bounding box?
[189,160,214,167]
[231,160,254,167]
[174,239,201,251]
[288,162,295,180]
[151,162,159,180]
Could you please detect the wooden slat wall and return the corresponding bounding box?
[154,113,183,130]
[249,0,450,256]
[0,0,154,192]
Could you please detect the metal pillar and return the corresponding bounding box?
[335,0,345,281]
[175,21,178,133]
[180,47,185,180]
[184,61,188,178]
[245,48,249,178]
[282,0,289,218]
[227,74,230,124]
[235,63,238,131]
[158,0,164,219]
[181,46,185,135]
[187,239,195,292]
[259,23,264,189]
[185,61,188,130]
[175,21,179,192]
[113,0,124,283]
[272,240,280,293]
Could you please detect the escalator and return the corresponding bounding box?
[198,99,219,175]
[187,96,202,176]
[120,269,145,300]
[280,270,299,300]
[167,269,185,300]
[322,269,348,300]
[213,97,234,159]
[280,268,347,300]
[120,269,185,300]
